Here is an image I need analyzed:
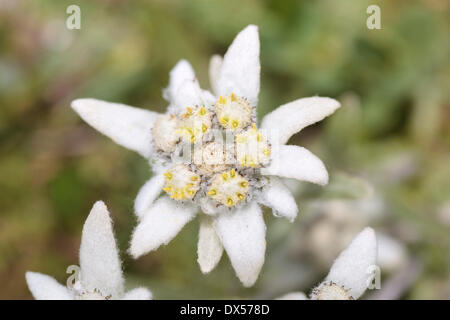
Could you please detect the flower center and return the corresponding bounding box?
[177,106,212,143]
[163,164,200,200]
[311,282,354,300]
[153,93,271,208]
[152,114,179,152]
[207,169,249,207]
[235,123,271,168]
[215,93,252,131]
[196,141,233,175]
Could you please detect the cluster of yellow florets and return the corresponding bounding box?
[155,93,271,208]
[215,93,252,131]
[235,123,271,168]
[177,106,212,143]
[163,164,200,200]
[152,114,179,153]
[152,106,212,153]
[208,169,249,207]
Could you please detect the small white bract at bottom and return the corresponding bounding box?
[310,281,353,300]
[75,288,111,300]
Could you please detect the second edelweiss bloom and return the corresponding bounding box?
[278,228,378,300]
[71,25,341,287]
[26,201,152,300]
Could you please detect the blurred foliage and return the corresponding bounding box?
[0,0,449,299]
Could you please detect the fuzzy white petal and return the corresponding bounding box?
[173,79,202,110]
[199,197,219,216]
[71,98,158,158]
[170,79,216,115]
[134,174,165,219]
[324,227,377,299]
[122,288,153,300]
[129,196,197,258]
[197,217,224,274]
[201,89,217,106]
[79,201,124,299]
[216,25,260,106]
[25,272,73,300]
[213,201,266,287]
[277,292,308,300]
[261,97,341,145]
[259,177,298,222]
[262,145,329,185]
[163,59,196,104]
[209,54,223,95]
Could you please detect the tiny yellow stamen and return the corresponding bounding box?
[164,172,173,179]
[257,133,263,142]
[237,193,245,200]
[230,169,236,178]
[227,198,234,206]
[186,107,193,114]
[219,96,225,104]
[199,107,207,115]
[208,189,217,196]
[232,120,239,128]
[230,93,237,101]
[235,125,271,168]
[220,117,229,124]
[240,181,248,188]
[163,187,172,192]
[221,172,228,180]
[190,176,198,181]
[202,124,208,133]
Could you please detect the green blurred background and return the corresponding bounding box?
[0,0,449,299]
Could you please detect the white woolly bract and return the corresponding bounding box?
[197,217,224,274]
[259,177,298,222]
[129,196,197,258]
[213,201,266,287]
[216,25,260,107]
[25,272,73,300]
[71,98,158,158]
[262,145,329,186]
[134,174,165,218]
[321,227,377,299]
[79,201,124,299]
[261,96,340,145]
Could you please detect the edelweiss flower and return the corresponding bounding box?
[26,201,152,300]
[71,25,340,287]
[278,227,377,300]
